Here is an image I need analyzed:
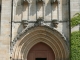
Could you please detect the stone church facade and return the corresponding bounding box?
[0,0,70,60]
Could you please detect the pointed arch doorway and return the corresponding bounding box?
[12,26,69,60]
[27,42,55,60]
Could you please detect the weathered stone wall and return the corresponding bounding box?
[12,0,69,40]
[0,0,11,60]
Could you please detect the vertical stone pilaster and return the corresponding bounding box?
[62,0,70,40]
[0,0,11,60]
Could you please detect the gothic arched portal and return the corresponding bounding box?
[12,26,69,60]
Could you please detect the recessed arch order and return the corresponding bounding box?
[12,26,69,60]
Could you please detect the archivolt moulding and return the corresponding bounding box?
[11,26,69,60]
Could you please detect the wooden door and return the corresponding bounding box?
[27,42,55,60]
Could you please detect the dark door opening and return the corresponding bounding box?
[36,58,47,60]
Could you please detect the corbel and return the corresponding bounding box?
[51,19,59,28]
[22,20,28,28]
[34,17,44,26]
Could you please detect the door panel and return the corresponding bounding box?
[28,53,35,60]
[35,51,47,58]
[27,42,55,60]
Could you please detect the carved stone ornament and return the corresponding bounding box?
[22,20,28,28]
[51,19,59,28]
[34,17,44,26]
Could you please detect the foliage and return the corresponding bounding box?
[71,13,80,27]
[71,31,80,60]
